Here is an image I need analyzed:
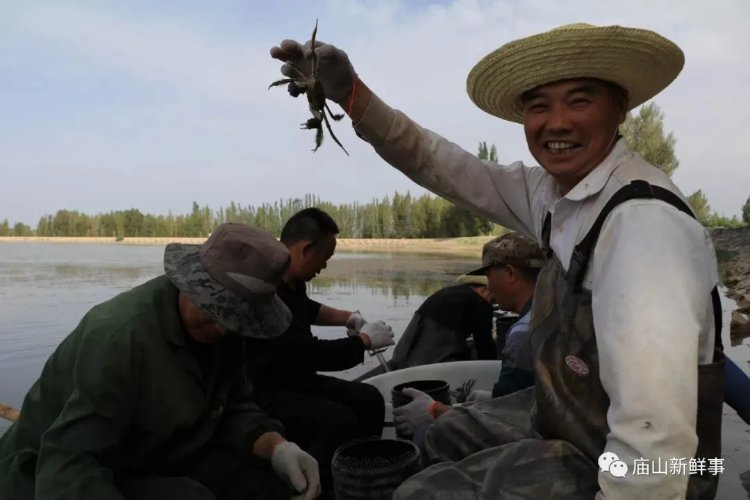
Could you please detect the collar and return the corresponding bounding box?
[562,139,633,202]
[518,298,533,317]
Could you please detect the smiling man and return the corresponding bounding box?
[271,23,724,500]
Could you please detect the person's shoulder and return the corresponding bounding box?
[596,154,705,232]
[609,153,680,194]
[509,311,531,335]
[79,275,179,344]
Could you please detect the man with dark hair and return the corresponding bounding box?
[279,207,340,248]
[247,207,394,499]
[0,223,320,500]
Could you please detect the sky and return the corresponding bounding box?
[1,0,749,227]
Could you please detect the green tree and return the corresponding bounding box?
[742,196,750,225]
[478,142,498,162]
[13,222,33,236]
[621,102,679,177]
[687,190,711,225]
[122,209,146,237]
[0,219,9,236]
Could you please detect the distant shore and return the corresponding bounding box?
[0,235,492,258]
[3,232,750,316]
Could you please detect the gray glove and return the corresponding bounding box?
[359,320,395,350]
[393,387,434,437]
[270,38,357,104]
[346,311,367,337]
[270,441,320,500]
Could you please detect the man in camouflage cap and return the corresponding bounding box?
[0,223,321,500]
[466,232,546,277]
[393,233,542,454]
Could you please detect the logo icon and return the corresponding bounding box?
[599,451,629,478]
[565,354,590,376]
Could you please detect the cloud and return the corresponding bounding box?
[1,0,748,226]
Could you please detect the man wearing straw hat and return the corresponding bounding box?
[271,23,724,499]
[0,223,321,500]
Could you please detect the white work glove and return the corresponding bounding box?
[359,320,395,350]
[346,311,367,337]
[465,389,492,403]
[270,441,321,500]
[393,388,435,437]
[270,38,357,105]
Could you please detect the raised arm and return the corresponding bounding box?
[270,39,549,239]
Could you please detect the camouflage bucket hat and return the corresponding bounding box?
[467,232,545,275]
[164,223,292,338]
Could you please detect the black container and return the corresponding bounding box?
[390,379,451,409]
[331,438,421,500]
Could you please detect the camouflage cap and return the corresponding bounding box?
[467,232,545,275]
[456,274,489,286]
[164,223,292,339]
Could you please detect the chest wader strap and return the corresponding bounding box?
[541,180,723,351]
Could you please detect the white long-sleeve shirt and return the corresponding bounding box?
[355,94,719,499]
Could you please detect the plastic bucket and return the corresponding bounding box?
[331,438,421,499]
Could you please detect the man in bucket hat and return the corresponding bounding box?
[271,23,724,499]
[0,223,321,500]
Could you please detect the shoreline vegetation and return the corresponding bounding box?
[3,229,750,339]
[0,235,493,257]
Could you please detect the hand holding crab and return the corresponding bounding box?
[269,21,357,155]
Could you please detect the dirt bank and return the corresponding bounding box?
[710,227,750,340]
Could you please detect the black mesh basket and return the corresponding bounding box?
[331,438,422,499]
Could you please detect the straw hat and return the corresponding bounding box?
[466,24,685,123]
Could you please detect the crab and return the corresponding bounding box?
[269,20,349,156]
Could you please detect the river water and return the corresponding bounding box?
[0,243,478,425]
[1,242,748,496]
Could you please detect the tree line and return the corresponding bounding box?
[1,193,495,239]
[1,103,748,237]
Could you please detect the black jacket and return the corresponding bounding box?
[246,280,364,392]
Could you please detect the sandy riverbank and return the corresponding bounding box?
[0,235,493,257]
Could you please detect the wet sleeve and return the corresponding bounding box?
[35,323,135,500]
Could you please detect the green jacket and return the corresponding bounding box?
[0,276,283,500]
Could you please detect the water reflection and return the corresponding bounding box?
[0,244,476,433]
[309,252,477,300]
